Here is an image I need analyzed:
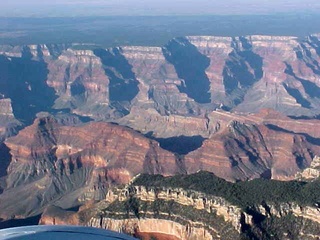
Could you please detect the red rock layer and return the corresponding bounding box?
[134,232,180,240]
[0,116,178,220]
[185,109,320,181]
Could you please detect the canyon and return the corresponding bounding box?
[2,34,320,125]
[1,34,320,238]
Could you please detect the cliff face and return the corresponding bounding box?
[103,185,243,232]
[114,34,320,141]
[185,119,319,181]
[186,36,233,104]
[41,185,240,240]
[120,46,201,116]
[1,35,320,138]
[0,53,56,125]
[2,34,320,124]
[0,44,69,59]
[0,99,20,181]
[89,176,320,240]
[295,155,320,180]
[45,45,201,121]
[46,49,112,119]
[168,108,320,182]
[40,173,320,240]
[0,116,178,220]
[0,99,21,142]
[187,35,320,116]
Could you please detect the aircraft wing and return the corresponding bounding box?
[0,225,137,240]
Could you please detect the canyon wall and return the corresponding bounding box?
[0,116,178,221]
[2,34,320,126]
[87,182,320,239]
[2,35,320,228]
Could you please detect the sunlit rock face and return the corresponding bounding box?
[295,155,320,180]
[0,116,178,221]
[184,35,320,116]
[185,120,317,181]
[1,35,320,137]
[46,49,112,119]
[0,99,21,141]
[119,45,201,115]
[184,109,320,182]
[115,34,320,140]
[42,173,320,240]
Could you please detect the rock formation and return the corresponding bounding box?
[185,114,320,181]
[40,172,320,240]
[87,174,320,240]
[295,155,320,181]
[2,34,320,229]
[46,49,112,119]
[0,116,178,221]
[0,98,21,142]
[1,34,320,126]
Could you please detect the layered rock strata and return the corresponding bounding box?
[0,116,178,221]
[86,174,320,240]
[2,34,320,127]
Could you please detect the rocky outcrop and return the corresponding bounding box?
[90,218,213,240]
[86,186,239,239]
[39,205,80,226]
[120,46,201,115]
[0,98,21,142]
[0,116,178,221]
[80,173,320,240]
[184,35,320,116]
[185,111,320,181]
[105,185,243,232]
[295,155,320,180]
[118,107,211,138]
[46,49,112,119]
[260,202,320,225]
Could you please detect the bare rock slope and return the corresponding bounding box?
[0,116,178,221]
